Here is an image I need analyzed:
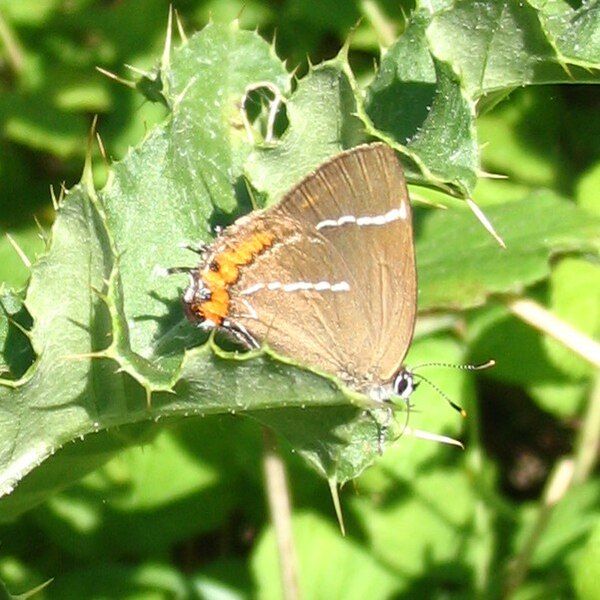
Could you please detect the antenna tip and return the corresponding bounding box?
[460,409,468,418]
[477,359,496,370]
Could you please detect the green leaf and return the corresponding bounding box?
[0,186,115,506]
[476,88,562,188]
[190,557,251,600]
[46,562,191,599]
[352,467,477,593]
[577,160,600,216]
[533,0,600,66]
[245,51,365,203]
[427,0,600,98]
[365,12,479,196]
[0,0,57,26]
[519,480,600,571]
[528,379,587,418]
[1,93,88,159]
[0,226,45,289]
[467,303,592,420]
[33,418,248,558]
[100,22,291,364]
[572,517,600,600]
[0,287,33,381]
[251,512,400,599]
[365,1,600,196]
[545,257,600,378]
[416,193,600,310]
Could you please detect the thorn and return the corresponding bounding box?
[6,234,31,268]
[95,131,109,167]
[271,28,278,52]
[466,198,506,249]
[124,63,152,78]
[404,427,465,449]
[145,387,152,409]
[4,314,31,339]
[410,192,448,210]
[96,66,136,89]
[174,8,187,43]
[33,215,49,244]
[559,59,573,79]
[82,115,98,189]
[328,479,346,536]
[477,169,508,180]
[161,5,173,72]
[13,578,54,599]
[89,285,108,301]
[49,184,59,211]
[341,18,362,57]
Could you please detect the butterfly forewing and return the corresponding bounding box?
[228,143,416,388]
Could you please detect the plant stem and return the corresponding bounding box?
[573,373,600,484]
[360,1,397,48]
[262,427,301,600]
[504,458,574,598]
[504,374,600,598]
[507,297,600,369]
[0,9,24,76]
[465,374,495,598]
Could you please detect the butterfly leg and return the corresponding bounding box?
[365,407,393,455]
[222,318,260,349]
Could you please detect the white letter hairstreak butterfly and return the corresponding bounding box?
[172,143,491,412]
[174,143,419,404]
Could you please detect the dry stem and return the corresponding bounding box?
[262,427,300,600]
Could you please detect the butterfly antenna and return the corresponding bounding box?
[398,396,412,439]
[411,359,495,372]
[412,372,467,417]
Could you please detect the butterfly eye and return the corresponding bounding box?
[393,370,414,399]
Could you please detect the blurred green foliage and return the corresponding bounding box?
[0,1,599,599]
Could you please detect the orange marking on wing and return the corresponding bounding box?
[203,270,226,288]
[217,259,239,283]
[209,288,229,304]
[198,230,275,324]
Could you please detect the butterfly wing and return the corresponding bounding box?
[228,143,416,387]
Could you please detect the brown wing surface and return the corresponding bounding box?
[227,143,416,387]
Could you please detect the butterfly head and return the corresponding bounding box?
[392,368,416,400]
[366,367,416,404]
[181,271,217,330]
